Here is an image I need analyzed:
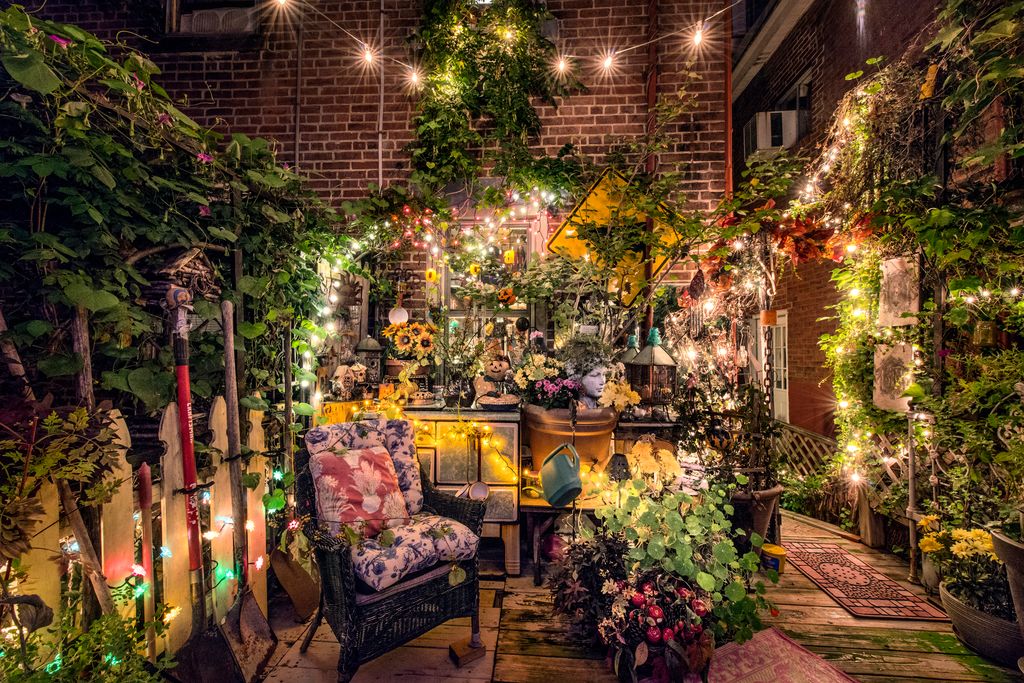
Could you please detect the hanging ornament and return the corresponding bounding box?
[425,267,439,283]
[503,248,516,265]
[389,284,409,324]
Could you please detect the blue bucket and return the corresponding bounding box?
[540,443,582,508]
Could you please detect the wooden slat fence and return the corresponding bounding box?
[10,400,271,660]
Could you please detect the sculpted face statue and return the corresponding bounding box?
[579,365,608,409]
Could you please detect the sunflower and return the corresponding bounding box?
[408,322,425,340]
[395,333,414,354]
[417,335,435,356]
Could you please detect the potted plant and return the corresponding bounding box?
[717,385,785,548]
[992,508,1024,672]
[516,335,620,464]
[432,313,487,408]
[920,526,1023,667]
[548,530,630,641]
[381,320,436,378]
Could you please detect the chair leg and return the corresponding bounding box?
[470,609,482,649]
[337,654,358,683]
[300,599,324,654]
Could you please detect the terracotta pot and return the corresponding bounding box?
[992,529,1024,663]
[385,358,428,378]
[522,404,617,464]
[730,484,785,548]
[940,582,1024,668]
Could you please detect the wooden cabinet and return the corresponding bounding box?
[409,408,521,575]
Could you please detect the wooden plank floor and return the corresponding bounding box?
[263,513,1023,682]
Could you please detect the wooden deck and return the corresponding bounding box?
[264,512,1023,682]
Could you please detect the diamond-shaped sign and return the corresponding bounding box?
[547,168,679,306]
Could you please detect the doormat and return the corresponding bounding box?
[708,627,857,682]
[786,541,948,621]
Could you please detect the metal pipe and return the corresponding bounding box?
[642,0,659,336]
[378,0,385,189]
[724,3,734,197]
[294,14,304,168]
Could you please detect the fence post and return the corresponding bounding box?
[159,402,192,652]
[245,407,269,616]
[207,397,236,621]
[100,409,135,618]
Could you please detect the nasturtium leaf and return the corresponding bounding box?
[724,581,747,603]
[38,353,83,377]
[237,321,267,339]
[696,571,716,592]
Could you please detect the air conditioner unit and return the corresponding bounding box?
[742,110,805,159]
[180,7,256,35]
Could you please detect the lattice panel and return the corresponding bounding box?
[776,423,836,477]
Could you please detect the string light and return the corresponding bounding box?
[163,606,181,624]
[692,22,705,46]
[362,44,375,64]
[601,51,615,71]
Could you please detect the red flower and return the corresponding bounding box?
[770,607,780,618]
[691,598,709,616]
[196,152,214,164]
[49,34,72,49]
[199,204,211,217]
[677,586,693,600]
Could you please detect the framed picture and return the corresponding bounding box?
[878,256,920,327]
[873,343,913,412]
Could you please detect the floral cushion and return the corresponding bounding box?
[351,513,479,591]
[304,419,423,513]
[383,419,424,514]
[304,419,387,457]
[309,445,410,538]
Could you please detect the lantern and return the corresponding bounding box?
[618,334,640,364]
[625,328,677,405]
[355,336,384,385]
[503,248,516,265]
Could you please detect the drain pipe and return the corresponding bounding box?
[641,0,659,337]
[377,0,385,189]
[294,13,303,168]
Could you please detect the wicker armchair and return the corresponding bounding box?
[296,444,486,682]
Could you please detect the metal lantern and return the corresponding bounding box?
[625,328,677,405]
[355,336,384,385]
[618,333,640,364]
[607,452,631,482]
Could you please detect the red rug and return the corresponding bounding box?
[786,541,948,620]
[705,627,857,682]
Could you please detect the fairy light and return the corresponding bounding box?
[838,400,850,409]
[362,45,374,64]
[131,563,146,578]
[164,606,181,624]
[245,520,256,532]
[602,52,615,70]
[557,57,567,73]
[159,546,172,559]
[850,471,863,483]
[203,530,220,541]
[692,22,704,46]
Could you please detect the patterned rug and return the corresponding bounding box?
[786,541,948,620]
[707,627,857,682]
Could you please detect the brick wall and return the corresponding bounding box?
[731,0,937,436]
[36,0,726,315]
[35,0,728,206]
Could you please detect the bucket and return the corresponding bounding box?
[540,443,582,508]
[761,543,787,574]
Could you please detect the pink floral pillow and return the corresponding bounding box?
[309,445,410,538]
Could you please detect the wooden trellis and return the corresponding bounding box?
[775,422,837,477]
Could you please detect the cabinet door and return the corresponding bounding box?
[479,424,519,484]
[435,423,474,484]
[438,485,519,523]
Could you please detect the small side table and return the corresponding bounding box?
[520,495,602,586]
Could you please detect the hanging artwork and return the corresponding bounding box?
[878,256,919,327]
[873,343,913,412]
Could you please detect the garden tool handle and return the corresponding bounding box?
[543,443,579,468]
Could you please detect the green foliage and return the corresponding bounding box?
[0,7,358,412]
[409,0,581,189]
[596,479,774,644]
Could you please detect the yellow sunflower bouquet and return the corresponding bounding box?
[382,320,436,360]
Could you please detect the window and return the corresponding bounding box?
[775,70,813,140]
[166,0,258,35]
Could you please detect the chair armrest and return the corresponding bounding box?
[303,522,357,620]
[421,481,487,536]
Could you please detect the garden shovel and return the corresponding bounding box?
[218,300,277,681]
[166,286,241,683]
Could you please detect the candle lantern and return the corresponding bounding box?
[355,336,385,385]
[625,328,677,405]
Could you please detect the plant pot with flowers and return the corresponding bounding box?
[992,510,1024,672]
[381,320,436,379]
[516,334,628,464]
[920,525,1023,667]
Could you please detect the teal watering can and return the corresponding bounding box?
[540,443,582,507]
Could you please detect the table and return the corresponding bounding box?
[520,494,603,586]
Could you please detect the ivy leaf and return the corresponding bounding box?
[237,321,267,339]
[127,367,171,410]
[901,382,926,400]
[24,320,53,338]
[2,50,61,94]
[240,472,261,490]
[64,282,119,312]
[262,488,286,512]
[293,402,315,417]
[240,395,270,411]
[38,354,83,377]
